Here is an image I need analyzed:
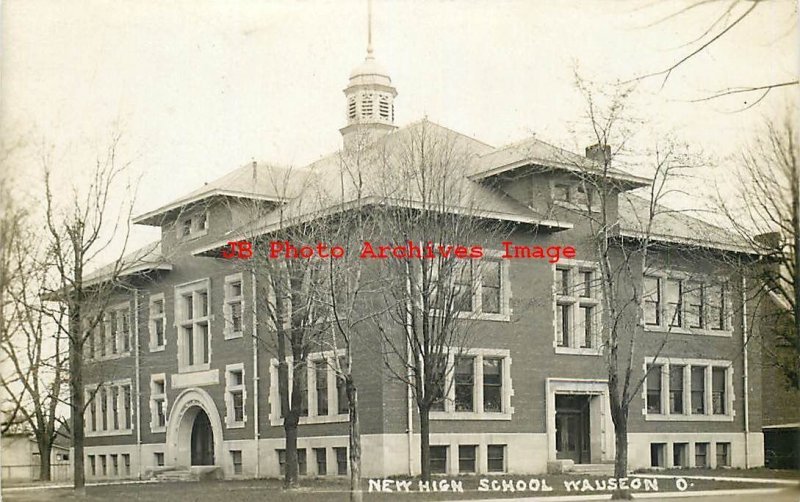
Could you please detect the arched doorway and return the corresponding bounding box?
[190,409,214,465]
[165,388,224,471]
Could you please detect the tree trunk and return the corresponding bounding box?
[38,441,52,481]
[347,376,362,502]
[69,309,85,491]
[283,411,299,488]
[418,405,430,482]
[611,407,631,500]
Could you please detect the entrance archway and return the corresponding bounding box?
[190,409,214,465]
[165,387,224,470]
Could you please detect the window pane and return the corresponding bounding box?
[712,367,726,414]
[665,279,682,327]
[644,277,660,325]
[335,447,347,475]
[481,261,501,314]
[695,443,708,467]
[297,365,308,417]
[716,443,730,467]
[669,365,684,414]
[316,361,328,416]
[453,263,473,312]
[579,271,592,298]
[685,281,703,328]
[707,283,726,330]
[691,366,705,414]
[673,443,687,467]
[646,364,662,414]
[557,304,570,347]
[454,357,474,412]
[558,268,569,295]
[578,306,593,348]
[483,358,503,413]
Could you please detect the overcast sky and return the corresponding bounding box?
[1,0,797,259]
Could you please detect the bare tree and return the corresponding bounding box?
[717,110,800,389]
[37,132,138,490]
[629,0,798,105]
[370,121,510,481]
[561,79,717,496]
[0,218,69,480]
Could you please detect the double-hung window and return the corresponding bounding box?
[644,358,733,421]
[103,303,131,358]
[430,349,512,418]
[149,294,166,351]
[427,254,508,320]
[150,374,167,432]
[224,274,244,339]
[643,274,730,334]
[554,263,600,352]
[225,364,246,427]
[175,280,211,371]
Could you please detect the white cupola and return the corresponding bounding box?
[340,0,397,150]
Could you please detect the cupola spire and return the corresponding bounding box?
[340,0,397,150]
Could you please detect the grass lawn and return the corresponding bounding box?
[2,473,795,502]
[633,467,800,480]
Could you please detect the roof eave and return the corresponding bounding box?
[133,190,287,226]
[617,230,759,255]
[468,158,651,188]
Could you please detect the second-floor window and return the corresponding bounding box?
[175,280,211,371]
[555,263,600,351]
[102,303,131,358]
[643,274,730,333]
[427,255,509,319]
[430,349,513,418]
[149,294,166,351]
[224,274,244,339]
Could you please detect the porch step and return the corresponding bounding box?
[154,468,197,482]
[570,463,615,476]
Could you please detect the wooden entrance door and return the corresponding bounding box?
[190,409,214,466]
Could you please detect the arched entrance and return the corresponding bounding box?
[190,409,214,465]
[165,388,224,470]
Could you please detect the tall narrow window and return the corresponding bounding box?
[712,367,727,414]
[557,304,570,347]
[669,365,685,414]
[122,385,131,429]
[454,356,474,412]
[665,279,682,327]
[88,455,96,476]
[297,449,307,476]
[453,262,473,313]
[691,366,705,414]
[149,295,166,350]
[226,366,245,426]
[100,388,108,430]
[644,277,660,326]
[481,260,502,314]
[716,443,730,467]
[336,357,348,415]
[673,443,687,467]
[176,281,211,371]
[315,448,327,475]
[315,361,328,416]
[695,443,708,467]
[646,364,662,414]
[297,363,308,417]
[707,283,726,330]
[150,375,167,431]
[578,305,593,348]
[685,281,703,329]
[483,358,503,412]
[231,450,242,475]
[334,447,347,475]
[225,275,244,338]
[122,454,130,476]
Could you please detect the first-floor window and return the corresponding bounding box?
[151,375,167,430]
[458,445,477,473]
[691,366,705,414]
[430,446,448,474]
[316,361,328,416]
[454,356,474,412]
[487,444,506,473]
[712,367,726,414]
[669,365,684,414]
[646,365,662,414]
[226,366,245,426]
[483,358,503,412]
